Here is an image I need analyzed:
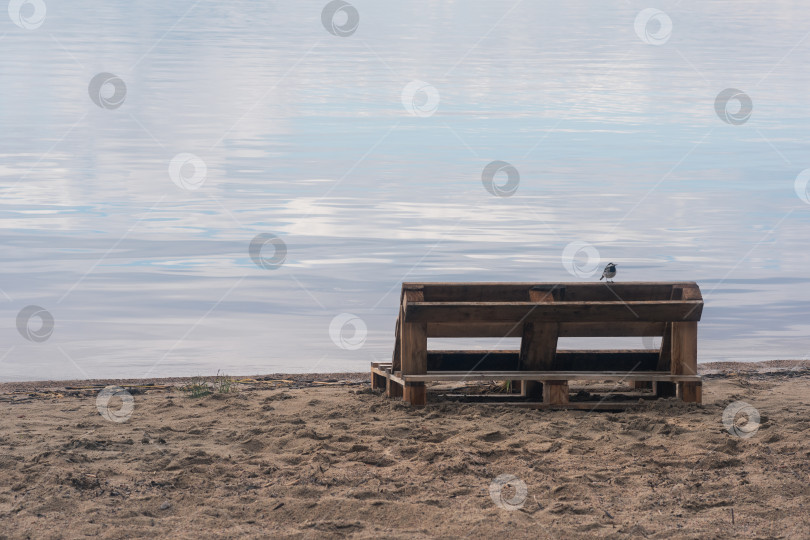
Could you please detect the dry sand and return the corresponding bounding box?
[1,361,809,539]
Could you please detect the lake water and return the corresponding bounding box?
[2,1,809,381]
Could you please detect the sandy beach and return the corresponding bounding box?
[6,1,810,538]
[1,361,808,539]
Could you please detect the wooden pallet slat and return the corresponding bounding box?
[400,371,702,382]
[411,282,701,302]
[401,287,427,407]
[519,287,559,397]
[405,300,704,323]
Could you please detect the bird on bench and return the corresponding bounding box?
[600,262,617,283]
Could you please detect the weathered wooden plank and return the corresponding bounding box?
[408,282,701,287]
[371,364,392,377]
[370,368,385,391]
[402,322,426,375]
[427,321,666,338]
[563,284,676,302]
[519,288,559,397]
[395,287,422,372]
[506,401,656,410]
[386,376,403,398]
[671,321,698,376]
[400,289,426,376]
[678,381,702,403]
[679,284,703,302]
[681,285,703,320]
[403,383,425,407]
[401,371,702,382]
[405,301,704,323]
[388,370,404,385]
[409,282,700,303]
[401,287,428,407]
[669,286,703,375]
[543,380,569,405]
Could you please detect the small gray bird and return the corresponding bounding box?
[600,262,617,283]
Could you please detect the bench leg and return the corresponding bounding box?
[371,370,385,391]
[519,288,559,400]
[671,321,698,376]
[386,376,403,398]
[520,321,558,399]
[400,308,427,407]
[678,381,702,404]
[543,380,569,405]
[404,383,426,407]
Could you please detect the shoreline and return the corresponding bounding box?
[2,359,808,395]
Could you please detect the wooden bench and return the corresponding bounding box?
[370,281,704,408]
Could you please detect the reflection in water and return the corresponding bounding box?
[1,1,809,380]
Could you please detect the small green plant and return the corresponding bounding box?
[213,371,236,394]
[183,376,211,398]
[495,380,512,393]
[181,372,237,398]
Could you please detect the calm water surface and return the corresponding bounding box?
[2,1,810,380]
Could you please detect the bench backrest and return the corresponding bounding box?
[400,282,702,338]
